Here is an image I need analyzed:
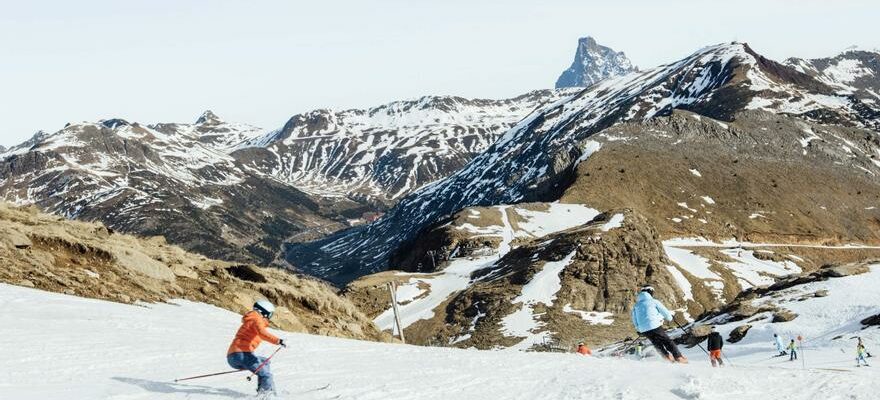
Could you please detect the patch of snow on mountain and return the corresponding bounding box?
[719,249,802,288]
[501,250,577,349]
[513,203,600,238]
[563,304,615,325]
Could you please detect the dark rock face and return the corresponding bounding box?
[862,314,880,326]
[556,36,636,89]
[728,324,752,343]
[772,309,798,323]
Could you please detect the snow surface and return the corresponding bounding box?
[562,304,615,325]
[3,282,880,399]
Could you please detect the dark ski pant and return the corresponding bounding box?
[643,327,683,360]
[228,352,274,393]
[790,350,798,361]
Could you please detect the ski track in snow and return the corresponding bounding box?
[2,283,879,400]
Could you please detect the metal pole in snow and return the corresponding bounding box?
[388,282,406,344]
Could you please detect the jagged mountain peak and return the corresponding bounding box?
[555,36,637,89]
[195,110,223,125]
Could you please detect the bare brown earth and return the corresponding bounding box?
[563,110,880,246]
[0,202,388,342]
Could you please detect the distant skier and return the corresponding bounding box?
[227,300,287,395]
[707,326,724,367]
[857,337,872,358]
[788,339,798,361]
[631,286,687,363]
[857,342,870,367]
[576,342,592,356]
[773,334,787,356]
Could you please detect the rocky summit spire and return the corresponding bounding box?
[195,110,222,125]
[555,36,636,88]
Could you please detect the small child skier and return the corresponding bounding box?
[227,300,287,395]
[857,343,870,367]
[788,339,798,361]
[707,326,724,367]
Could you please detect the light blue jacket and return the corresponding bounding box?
[631,291,673,333]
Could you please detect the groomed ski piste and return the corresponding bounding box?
[2,265,879,400]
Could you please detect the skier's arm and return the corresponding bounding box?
[256,321,281,345]
[655,300,673,321]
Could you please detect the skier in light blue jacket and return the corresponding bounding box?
[631,286,687,363]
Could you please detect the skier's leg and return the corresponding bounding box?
[654,329,683,359]
[255,357,275,393]
[644,330,670,359]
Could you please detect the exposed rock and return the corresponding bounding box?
[813,289,829,298]
[862,314,880,326]
[18,279,35,288]
[728,324,752,343]
[824,263,871,278]
[555,36,636,88]
[772,309,798,323]
[349,208,687,349]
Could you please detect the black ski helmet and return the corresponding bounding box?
[639,285,655,295]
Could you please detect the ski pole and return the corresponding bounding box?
[675,321,710,356]
[174,369,245,382]
[721,350,735,367]
[246,347,283,382]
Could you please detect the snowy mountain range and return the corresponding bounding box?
[234,90,576,202]
[555,36,637,88]
[289,42,880,284]
[0,91,574,265]
[785,47,880,105]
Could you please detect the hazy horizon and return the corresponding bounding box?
[2,0,878,147]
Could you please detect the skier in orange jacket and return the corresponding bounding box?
[227,300,286,394]
[576,342,593,356]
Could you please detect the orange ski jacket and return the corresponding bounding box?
[577,344,592,355]
[227,311,281,355]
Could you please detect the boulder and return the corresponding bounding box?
[772,309,798,323]
[861,314,880,327]
[823,264,870,278]
[727,324,752,343]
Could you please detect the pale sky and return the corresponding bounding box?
[2,0,878,147]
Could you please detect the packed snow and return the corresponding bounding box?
[3,279,880,399]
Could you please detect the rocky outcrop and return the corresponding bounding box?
[728,324,752,343]
[0,203,388,342]
[348,208,688,349]
[555,36,636,88]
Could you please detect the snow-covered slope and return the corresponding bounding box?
[3,283,878,400]
[234,90,576,201]
[287,42,880,283]
[555,36,636,88]
[0,113,347,265]
[785,47,880,105]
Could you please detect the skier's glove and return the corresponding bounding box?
[279,339,287,348]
